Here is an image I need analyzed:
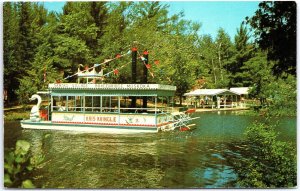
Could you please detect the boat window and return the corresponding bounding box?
[102,96,118,113]
[52,96,67,111]
[120,96,130,113]
[156,96,172,113]
[92,96,101,112]
[51,95,173,114]
[85,96,93,112]
[67,96,79,111]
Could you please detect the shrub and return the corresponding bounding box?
[4,140,44,188]
[236,122,296,188]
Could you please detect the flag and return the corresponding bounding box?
[150,71,154,78]
[114,69,119,75]
[140,56,146,61]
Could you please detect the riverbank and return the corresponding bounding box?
[4,110,29,121]
[4,105,28,111]
[4,106,31,121]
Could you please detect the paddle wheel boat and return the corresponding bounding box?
[20,47,198,133]
[20,83,198,133]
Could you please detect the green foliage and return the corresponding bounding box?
[15,75,38,104]
[3,3,22,103]
[242,51,271,90]
[236,122,296,188]
[226,23,254,87]
[241,50,296,117]
[260,75,296,116]
[21,180,36,188]
[4,140,44,188]
[4,110,29,121]
[3,1,297,112]
[247,1,296,76]
[214,28,232,86]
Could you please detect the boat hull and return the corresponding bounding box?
[20,120,159,134]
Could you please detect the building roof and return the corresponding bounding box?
[184,89,240,96]
[229,87,250,95]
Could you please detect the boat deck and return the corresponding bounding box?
[20,119,159,134]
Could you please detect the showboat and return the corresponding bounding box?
[20,48,198,133]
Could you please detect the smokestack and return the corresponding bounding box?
[131,47,137,83]
[142,50,148,83]
[142,50,148,109]
[131,47,137,108]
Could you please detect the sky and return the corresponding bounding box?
[42,1,260,40]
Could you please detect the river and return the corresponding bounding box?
[4,111,296,188]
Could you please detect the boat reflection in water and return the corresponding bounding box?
[20,112,244,189]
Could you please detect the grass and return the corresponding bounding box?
[4,110,30,121]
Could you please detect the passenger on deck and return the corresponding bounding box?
[58,104,66,111]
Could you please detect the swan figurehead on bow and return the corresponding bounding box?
[29,94,42,122]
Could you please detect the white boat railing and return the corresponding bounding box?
[51,106,174,114]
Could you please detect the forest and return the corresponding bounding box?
[3,1,296,116]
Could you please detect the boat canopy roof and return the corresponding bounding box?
[48,83,176,97]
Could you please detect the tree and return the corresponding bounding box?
[214,28,233,87]
[7,1,252,105]
[198,34,218,87]
[17,1,105,100]
[246,1,296,76]
[165,33,199,105]
[18,2,33,70]
[226,23,254,87]
[97,2,132,83]
[3,2,20,104]
[4,2,48,104]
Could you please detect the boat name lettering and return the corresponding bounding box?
[50,84,154,89]
[85,116,117,123]
[49,83,176,91]
[126,84,151,89]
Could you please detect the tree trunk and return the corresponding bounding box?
[179,95,183,106]
[212,59,217,84]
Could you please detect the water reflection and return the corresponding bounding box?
[4,111,296,188]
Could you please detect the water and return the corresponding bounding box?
[4,111,296,188]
